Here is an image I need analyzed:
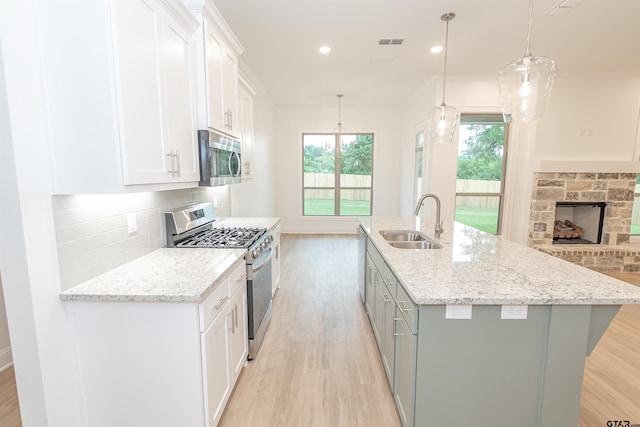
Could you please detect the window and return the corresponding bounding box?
[414,130,424,206]
[455,115,509,234]
[303,133,373,216]
[632,173,640,235]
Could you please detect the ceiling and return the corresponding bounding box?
[213,0,640,109]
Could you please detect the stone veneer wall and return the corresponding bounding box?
[529,172,639,273]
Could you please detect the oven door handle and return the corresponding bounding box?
[251,246,274,274]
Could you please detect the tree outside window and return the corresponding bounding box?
[455,116,508,234]
[303,133,373,216]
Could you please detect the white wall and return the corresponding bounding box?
[0,275,12,371]
[274,107,403,233]
[0,1,85,424]
[230,66,278,217]
[535,75,640,162]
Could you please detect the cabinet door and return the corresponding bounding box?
[365,254,376,321]
[381,285,396,388]
[373,270,385,347]
[271,225,281,294]
[162,11,199,182]
[202,311,230,427]
[205,25,225,132]
[238,85,254,178]
[394,318,417,427]
[228,284,248,384]
[112,0,169,185]
[221,47,239,137]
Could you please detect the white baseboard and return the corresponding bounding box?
[0,346,13,372]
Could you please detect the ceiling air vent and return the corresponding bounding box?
[545,0,583,16]
[378,38,405,46]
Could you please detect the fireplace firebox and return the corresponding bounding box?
[553,202,607,244]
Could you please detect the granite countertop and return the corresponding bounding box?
[359,217,640,306]
[61,217,281,303]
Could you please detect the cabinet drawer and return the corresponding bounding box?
[200,280,230,332]
[229,261,247,296]
[396,284,418,334]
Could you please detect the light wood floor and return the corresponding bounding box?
[1,235,640,426]
[219,234,401,427]
[0,365,21,427]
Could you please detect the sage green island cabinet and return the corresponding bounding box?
[358,218,640,427]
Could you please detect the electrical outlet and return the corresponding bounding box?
[445,304,472,319]
[501,305,528,320]
[127,213,137,234]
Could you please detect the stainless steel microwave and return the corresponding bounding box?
[198,130,241,186]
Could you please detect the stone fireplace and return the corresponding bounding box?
[529,172,640,273]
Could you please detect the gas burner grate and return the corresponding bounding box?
[176,227,266,248]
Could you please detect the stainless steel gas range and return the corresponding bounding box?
[165,202,273,360]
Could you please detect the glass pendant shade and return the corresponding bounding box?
[498,54,556,122]
[428,103,460,145]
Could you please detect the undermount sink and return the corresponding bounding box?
[379,230,443,250]
[379,230,427,242]
[389,240,443,250]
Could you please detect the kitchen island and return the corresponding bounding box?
[359,217,640,427]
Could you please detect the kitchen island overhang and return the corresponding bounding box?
[359,217,640,427]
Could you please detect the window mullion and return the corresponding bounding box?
[335,133,340,215]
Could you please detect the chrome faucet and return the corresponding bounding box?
[414,193,444,238]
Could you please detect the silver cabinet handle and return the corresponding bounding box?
[229,111,233,129]
[213,296,228,310]
[397,301,411,312]
[229,307,235,334]
[382,294,392,304]
[234,304,238,329]
[393,317,402,336]
[166,149,175,176]
[174,150,180,177]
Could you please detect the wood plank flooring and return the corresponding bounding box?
[1,235,639,426]
[218,234,401,427]
[0,366,21,427]
[578,272,640,426]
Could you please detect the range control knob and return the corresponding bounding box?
[251,249,260,259]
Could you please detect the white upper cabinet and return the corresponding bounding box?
[238,74,256,179]
[40,0,199,193]
[186,0,244,139]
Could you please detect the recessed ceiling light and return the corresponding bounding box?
[430,45,444,54]
[319,46,331,54]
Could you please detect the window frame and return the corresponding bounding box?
[455,114,510,235]
[301,132,374,216]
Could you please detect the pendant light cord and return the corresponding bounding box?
[441,16,450,106]
[525,0,534,57]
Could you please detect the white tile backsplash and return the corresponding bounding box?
[53,186,231,290]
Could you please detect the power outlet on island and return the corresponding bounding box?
[445,304,473,319]
[501,305,528,320]
[127,212,137,234]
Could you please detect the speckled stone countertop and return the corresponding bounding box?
[60,217,281,303]
[359,217,640,306]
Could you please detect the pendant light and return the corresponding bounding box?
[498,0,556,122]
[428,13,459,145]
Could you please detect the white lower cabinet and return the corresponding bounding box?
[201,261,248,427]
[69,260,248,427]
[202,306,231,426]
[271,224,282,296]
